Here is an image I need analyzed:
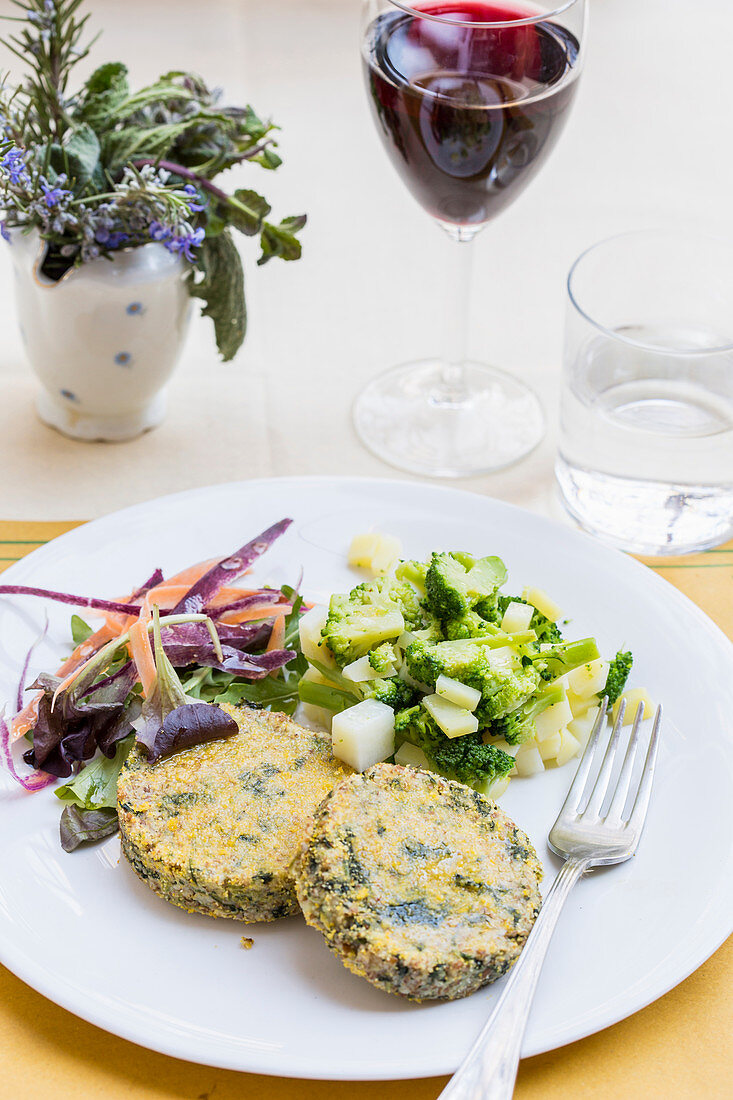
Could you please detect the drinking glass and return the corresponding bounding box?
[356,0,586,477]
[556,229,733,554]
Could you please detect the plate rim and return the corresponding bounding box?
[1,474,732,1080]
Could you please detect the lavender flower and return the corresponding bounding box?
[1,220,10,243]
[183,183,206,213]
[40,175,72,208]
[149,222,204,263]
[1,147,30,187]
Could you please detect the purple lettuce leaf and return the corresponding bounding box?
[23,693,100,777]
[141,702,239,765]
[60,805,119,852]
[23,668,141,773]
[76,662,138,708]
[170,519,292,615]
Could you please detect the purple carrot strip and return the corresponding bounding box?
[130,568,165,600]
[16,616,49,713]
[160,620,272,651]
[0,585,137,617]
[0,709,55,792]
[171,519,293,617]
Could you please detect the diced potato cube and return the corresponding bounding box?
[534,697,573,741]
[299,605,338,669]
[435,674,481,712]
[486,646,518,673]
[522,586,563,623]
[568,704,600,747]
[347,533,379,569]
[298,702,333,732]
[568,659,609,698]
[613,688,656,726]
[371,535,403,575]
[500,601,534,634]
[347,532,402,576]
[422,694,479,739]
[514,743,545,777]
[567,689,600,718]
[483,735,520,758]
[331,699,395,771]
[342,654,394,682]
[555,728,582,767]
[394,743,430,770]
[537,731,562,761]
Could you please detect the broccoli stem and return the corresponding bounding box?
[298,679,358,714]
[534,637,600,675]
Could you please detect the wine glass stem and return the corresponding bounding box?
[440,226,477,404]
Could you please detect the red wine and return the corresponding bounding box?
[363,2,579,226]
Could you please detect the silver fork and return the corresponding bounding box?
[439,697,663,1100]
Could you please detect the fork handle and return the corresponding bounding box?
[438,856,589,1100]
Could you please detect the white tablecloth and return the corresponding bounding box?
[0,0,727,521]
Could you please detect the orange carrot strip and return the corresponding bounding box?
[128,607,156,696]
[163,559,220,587]
[266,614,286,652]
[219,604,289,626]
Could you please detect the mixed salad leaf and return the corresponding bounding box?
[1,518,307,848]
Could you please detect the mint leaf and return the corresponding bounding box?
[188,232,246,361]
[226,188,271,236]
[258,215,306,266]
[75,63,130,129]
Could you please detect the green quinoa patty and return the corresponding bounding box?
[291,763,543,1000]
[117,704,351,922]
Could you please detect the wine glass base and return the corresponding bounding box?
[353,359,545,478]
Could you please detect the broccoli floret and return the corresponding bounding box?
[322,576,425,667]
[365,676,417,710]
[404,638,540,722]
[601,650,633,704]
[488,682,566,745]
[424,551,507,621]
[394,706,514,789]
[394,559,429,597]
[495,595,564,644]
[443,611,499,640]
[368,643,397,676]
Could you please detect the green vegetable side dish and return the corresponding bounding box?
[300,548,635,793]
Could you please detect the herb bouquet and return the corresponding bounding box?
[0,0,305,366]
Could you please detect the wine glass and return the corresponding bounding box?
[356,0,587,477]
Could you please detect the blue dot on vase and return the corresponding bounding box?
[60,388,78,403]
[126,301,144,315]
[114,351,132,366]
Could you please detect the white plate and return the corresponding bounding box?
[1,477,732,1081]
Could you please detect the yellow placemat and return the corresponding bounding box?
[0,521,731,1100]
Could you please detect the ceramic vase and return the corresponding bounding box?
[9,230,192,441]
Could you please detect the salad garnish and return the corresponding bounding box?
[1,519,305,846]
